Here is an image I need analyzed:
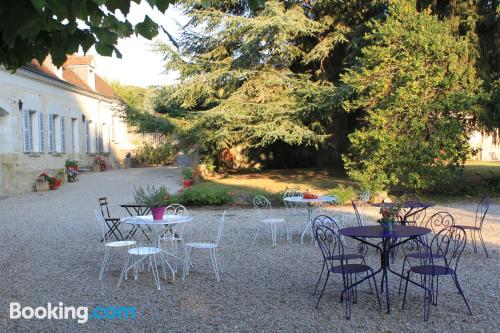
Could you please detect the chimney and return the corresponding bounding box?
[63,55,96,91]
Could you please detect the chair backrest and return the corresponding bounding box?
[283,189,303,209]
[351,200,363,227]
[215,210,227,244]
[424,212,455,235]
[475,196,490,229]
[95,208,108,242]
[429,226,467,273]
[99,197,111,219]
[253,195,271,219]
[313,221,345,271]
[166,204,188,216]
[405,208,427,226]
[312,215,341,235]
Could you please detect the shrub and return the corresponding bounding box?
[171,184,232,206]
[328,184,357,204]
[135,142,176,166]
[134,185,170,207]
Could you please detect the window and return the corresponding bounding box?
[71,118,79,153]
[23,110,44,153]
[85,120,97,153]
[102,122,110,153]
[48,114,66,153]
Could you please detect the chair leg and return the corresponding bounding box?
[315,271,330,309]
[452,273,473,315]
[182,246,191,280]
[210,248,220,281]
[117,253,130,288]
[150,254,161,290]
[478,230,489,258]
[371,271,381,310]
[402,271,411,310]
[313,261,326,296]
[253,224,261,246]
[470,229,477,253]
[271,223,277,246]
[398,256,407,294]
[99,247,110,280]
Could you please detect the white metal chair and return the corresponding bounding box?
[253,195,290,246]
[283,189,307,237]
[117,219,164,290]
[183,210,227,281]
[358,191,371,224]
[160,204,189,273]
[96,208,136,280]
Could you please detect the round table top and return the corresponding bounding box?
[122,215,193,225]
[339,225,431,238]
[284,196,338,204]
[371,201,434,209]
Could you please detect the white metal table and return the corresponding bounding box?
[284,196,338,244]
[122,214,192,282]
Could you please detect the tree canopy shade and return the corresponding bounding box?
[341,0,484,191]
[0,0,265,70]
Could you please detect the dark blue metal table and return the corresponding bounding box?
[339,225,431,313]
[371,201,434,225]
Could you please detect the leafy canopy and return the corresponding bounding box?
[0,0,264,69]
[341,0,483,192]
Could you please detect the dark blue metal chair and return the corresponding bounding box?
[313,218,380,319]
[402,226,472,321]
[398,211,455,294]
[454,196,490,257]
[312,215,371,296]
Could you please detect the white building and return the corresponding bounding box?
[469,130,500,161]
[0,55,136,196]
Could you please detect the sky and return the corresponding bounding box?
[88,2,187,87]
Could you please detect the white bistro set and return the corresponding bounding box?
[96,205,227,289]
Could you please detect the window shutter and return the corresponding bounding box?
[94,122,99,153]
[48,113,54,153]
[38,112,45,152]
[60,116,65,153]
[85,120,90,153]
[23,110,31,152]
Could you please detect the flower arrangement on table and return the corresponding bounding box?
[65,160,79,182]
[134,185,171,220]
[377,204,402,232]
[302,190,318,199]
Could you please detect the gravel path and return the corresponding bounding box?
[0,167,499,332]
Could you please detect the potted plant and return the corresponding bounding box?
[65,160,79,182]
[55,168,66,184]
[378,204,401,232]
[47,176,57,190]
[92,157,101,172]
[35,172,50,192]
[182,167,194,188]
[134,185,170,220]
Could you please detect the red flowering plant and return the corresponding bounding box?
[94,156,107,171]
[37,172,50,182]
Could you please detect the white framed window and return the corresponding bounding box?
[48,114,60,153]
[85,120,97,153]
[102,122,110,153]
[71,118,79,153]
[23,110,43,153]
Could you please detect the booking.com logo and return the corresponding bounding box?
[9,302,136,324]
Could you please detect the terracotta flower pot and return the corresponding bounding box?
[183,179,194,188]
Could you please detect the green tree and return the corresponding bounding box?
[0,0,264,70]
[342,0,484,192]
[109,81,174,133]
[153,0,384,167]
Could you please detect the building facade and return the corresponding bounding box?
[0,55,136,196]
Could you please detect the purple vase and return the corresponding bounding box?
[151,207,166,220]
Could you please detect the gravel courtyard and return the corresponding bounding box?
[0,167,499,332]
